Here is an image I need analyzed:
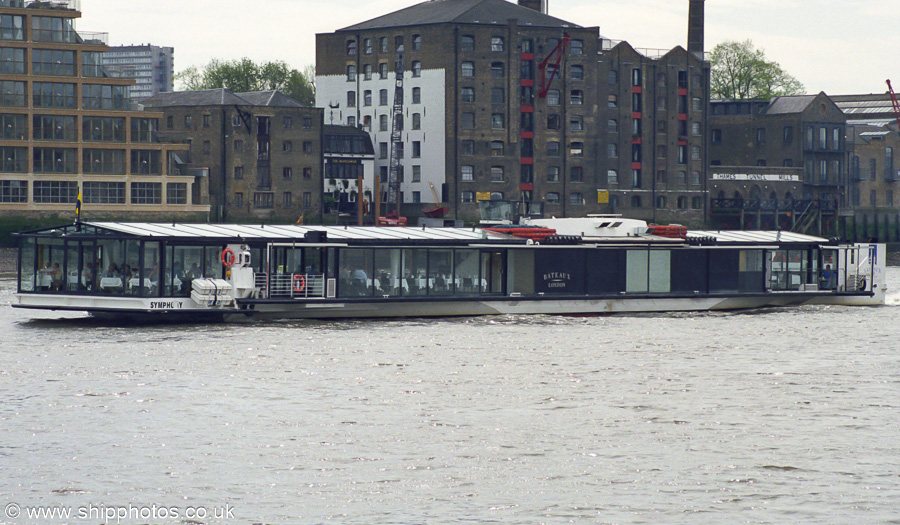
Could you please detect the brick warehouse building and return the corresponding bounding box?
[143,89,325,223]
[0,0,208,224]
[316,0,710,226]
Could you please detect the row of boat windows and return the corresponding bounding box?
[18,235,838,299]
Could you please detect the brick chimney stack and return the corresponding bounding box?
[518,0,547,15]
[688,0,705,59]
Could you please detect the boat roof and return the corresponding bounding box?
[16,222,524,245]
[688,230,828,244]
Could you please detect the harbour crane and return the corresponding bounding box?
[537,33,570,98]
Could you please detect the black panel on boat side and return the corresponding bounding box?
[671,249,708,294]
[708,250,740,293]
[585,249,625,294]
[534,249,586,294]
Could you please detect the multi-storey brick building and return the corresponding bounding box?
[316,0,710,226]
[0,0,207,225]
[833,93,900,241]
[708,93,847,234]
[101,44,174,100]
[142,88,324,223]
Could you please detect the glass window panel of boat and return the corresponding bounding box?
[507,249,535,295]
[83,116,125,142]
[63,241,79,292]
[119,239,141,295]
[0,47,25,74]
[787,249,805,290]
[454,249,479,295]
[480,251,503,294]
[373,249,402,297]
[401,249,428,296]
[94,238,127,294]
[770,250,788,290]
[338,248,373,297]
[647,251,671,293]
[18,236,35,292]
[79,241,97,292]
[428,249,453,295]
[169,246,203,296]
[137,242,160,297]
[202,246,221,278]
[626,250,649,293]
[34,237,66,292]
[33,115,76,141]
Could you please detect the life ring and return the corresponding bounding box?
[292,273,306,293]
[221,248,236,267]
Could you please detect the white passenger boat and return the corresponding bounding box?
[11,216,885,322]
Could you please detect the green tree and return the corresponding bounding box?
[175,58,316,106]
[709,40,805,100]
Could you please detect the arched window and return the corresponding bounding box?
[411,61,421,77]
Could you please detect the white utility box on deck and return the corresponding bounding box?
[191,278,234,306]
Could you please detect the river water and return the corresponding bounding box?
[1,268,899,524]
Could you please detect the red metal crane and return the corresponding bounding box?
[888,79,900,131]
[537,33,570,98]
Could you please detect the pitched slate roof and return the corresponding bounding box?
[142,88,249,107]
[339,0,580,31]
[143,88,302,108]
[762,95,818,115]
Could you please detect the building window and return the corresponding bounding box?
[379,62,388,79]
[692,97,702,112]
[783,126,793,143]
[379,114,388,131]
[608,94,617,108]
[0,81,25,108]
[234,166,244,179]
[461,35,474,52]
[379,37,388,52]
[547,141,560,157]
[607,169,618,185]
[412,141,421,158]
[491,113,505,129]
[608,119,618,133]
[412,113,421,130]
[31,49,74,76]
[461,87,475,103]
[570,166,583,182]
[632,68,642,86]
[491,36,504,52]
[347,91,356,107]
[461,112,475,129]
[362,64,372,80]
[546,192,560,203]
[461,140,474,156]
[570,90,583,105]
[547,89,560,106]
[547,166,560,182]
[608,143,618,158]
[379,89,388,106]
[711,128,722,144]
[203,114,211,128]
[570,39,583,55]
[303,167,311,179]
[491,88,505,104]
[570,65,583,81]
[491,141,504,156]
[547,114,560,130]
[347,39,357,55]
[411,60,421,77]
[412,87,421,104]
[656,196,667,209]
[491,62,505,78]
[570,141,584,157]
[379,142,388,159]
[608,70,618,84]
[346,65,355,81]
[254,192,274,209]
[631,195,642,208]
[363,38,372,54]
[202,140,210,154]
[412,165,421,182]
[131,182,162,205]
[363,90,372,106]
[461,191,475,203]
[303,141,312,154]
[691,146,700,161]
[461,165,474,181]
[281,140,291,153]
[462,61,474,77]
[491,166,504,182]
[756,127,766,144]
[692,122,701,136]
[395,35,403,51]
[567,192,582,205]
[283,192,292,207]
[412,34,421,51]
